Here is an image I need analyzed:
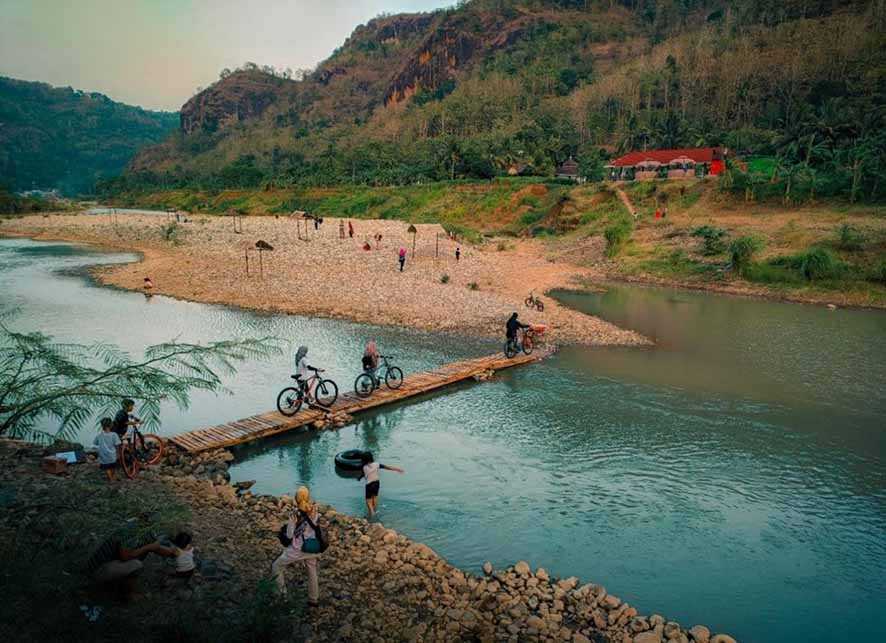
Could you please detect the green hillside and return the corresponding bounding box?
[104,0,886,205]
[0,76,178,195]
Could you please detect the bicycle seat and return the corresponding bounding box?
[290,374,302,380]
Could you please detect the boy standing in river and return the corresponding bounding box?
[360,452,404,517]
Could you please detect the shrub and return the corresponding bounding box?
[440,273,450,284]
[519,210,545,227]
[691,225,728,255]
[604,219,632,257]
[729,236,763,275]
[870,260,886,284]
[468,281,479,290]
[836,224,866,251]
[798,247,843,280]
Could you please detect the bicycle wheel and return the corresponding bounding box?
[136,433,165,465]
[504,340,517,358]
[277,387,303,416]
[314,379,339,407]
[120,443,140,479]
[385,367,404,389]
[355,373,374,398]
[522,334,534,355]
[536,300,544,312]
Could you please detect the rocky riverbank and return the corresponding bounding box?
[1,437,736,642]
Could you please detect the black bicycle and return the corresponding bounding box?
[277,367,339,416]
[119,421,165,479]
[354,355,404,398]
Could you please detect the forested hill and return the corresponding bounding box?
[112,0,885,203]
[0,77,178,196]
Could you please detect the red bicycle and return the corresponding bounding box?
[120,422,165,479]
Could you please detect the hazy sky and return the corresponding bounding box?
[0,0,451,111]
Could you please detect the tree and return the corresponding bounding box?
[0,318,281,441]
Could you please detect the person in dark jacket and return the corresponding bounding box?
[506,312,529,341]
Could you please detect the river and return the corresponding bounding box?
[1,237,884,643]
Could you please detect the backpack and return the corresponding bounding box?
[300,513,328,554]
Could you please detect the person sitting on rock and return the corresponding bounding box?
[86,527,179,598]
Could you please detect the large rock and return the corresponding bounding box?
[688,626,710,643]
[514,561,531,576]
[710,636,736,643]
[633,632,662,643]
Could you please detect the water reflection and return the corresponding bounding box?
[3,238,885,643]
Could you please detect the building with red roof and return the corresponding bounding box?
[606,147,727,181]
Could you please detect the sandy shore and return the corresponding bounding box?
[0,212,647,346]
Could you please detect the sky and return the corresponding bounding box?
[0,0,452,111]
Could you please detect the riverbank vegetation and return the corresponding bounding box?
[0,317,280,442]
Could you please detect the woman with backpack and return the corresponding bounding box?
[271,486,326,605]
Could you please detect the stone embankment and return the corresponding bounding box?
[156,445,736,643]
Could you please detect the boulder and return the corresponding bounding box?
[688,626,710,643]
[633,631,662,643]
[483,561,493,575]
[535,568,550,582]
[710,636,736,643]
[602,594,621,609]
[664,622,682,639]
[514,561,531,576]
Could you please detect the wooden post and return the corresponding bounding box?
[435,233,439,258]
[245,248,249,275]
[259,248,263,278]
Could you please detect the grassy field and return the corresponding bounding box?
[106,178,886,306]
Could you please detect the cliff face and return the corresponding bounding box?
[179,70,296,134]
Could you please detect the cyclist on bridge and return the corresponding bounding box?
[506,312,529,344]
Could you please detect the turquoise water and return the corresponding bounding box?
[2,237,884,642]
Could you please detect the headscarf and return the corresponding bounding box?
[364,340,378,358]
[295,486,315,516]
[295,346,308,366]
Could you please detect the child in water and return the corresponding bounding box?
[360,452,404,516]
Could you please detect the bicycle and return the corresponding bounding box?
[277,366,339,416]
[354,355,404,398]
[504,327,535,358]
[525,292,544,312]
[119,421,165,479]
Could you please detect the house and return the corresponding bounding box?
[606,147,728,181]
[556,157,584,183]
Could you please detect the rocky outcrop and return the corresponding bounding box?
[383,13,547,106]
[179,70,294,135]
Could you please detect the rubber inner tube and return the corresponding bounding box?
[334,449,366,471]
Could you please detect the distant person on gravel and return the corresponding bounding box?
[271,486,323,606]
[348,220,354,238]
[398,247,406,272]
[455,247,461,262]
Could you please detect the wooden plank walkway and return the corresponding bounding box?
[171,348,552,452]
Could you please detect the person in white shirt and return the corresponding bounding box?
[93,417,121,482]
[360,451,404,517]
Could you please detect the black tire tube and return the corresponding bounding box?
[335,449,366,471]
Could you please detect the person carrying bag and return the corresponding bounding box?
[271,486,325,606]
